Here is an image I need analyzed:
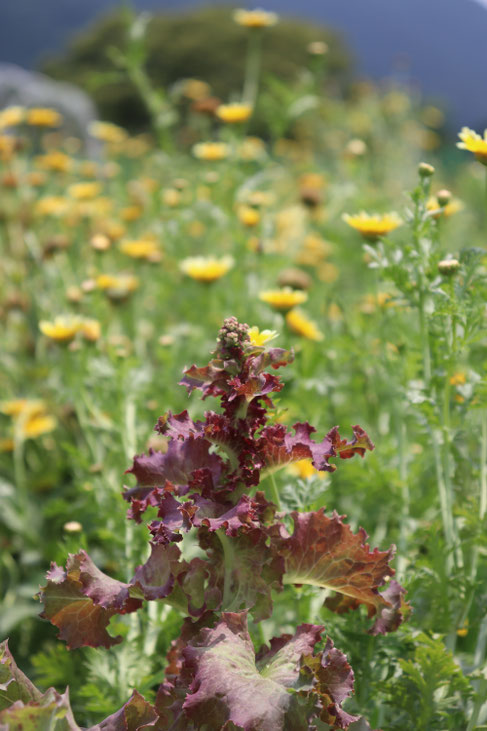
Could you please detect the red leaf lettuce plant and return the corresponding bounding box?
[1,318,409,730]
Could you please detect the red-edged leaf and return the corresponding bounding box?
[327,425,375,459]
[95,689,157,730]
[0,640,43,710]
[39,552,142,649]
[131,544,183,601]
[301,637,359,729]
[181,611,320,730]
[273,510,403,632]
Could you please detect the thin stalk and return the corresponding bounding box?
[217,529,235,610]
[269,472,281,511]
[397,418,409,580]
[242,30,263,107]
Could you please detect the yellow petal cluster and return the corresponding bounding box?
[457,127,487,165]
[88,120,128,144]
[259,287,308,311]
[119,239,161,261]
[286,308,323,341]
[287,459,324,480]
[192,142,230,161]
[248,326,278,347]
[0,105,25,129]
[26,108,62,127]
[343,211,403,240]
[39,315,101,343]
[234,9,278,28]
[179,255,234,283]
[0,399,56,443]
[216,103,253,124]
[68,182,102,200]
[426,196,463,219]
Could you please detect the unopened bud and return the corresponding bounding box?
[437,189,452,207]
[418,162,435,178]
[438,258,460,275]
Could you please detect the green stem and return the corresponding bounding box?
[242,30,263,107]
[418,288,431,385]
[217,529,235,610]
[269,472,281,511]
[397,417,409,579]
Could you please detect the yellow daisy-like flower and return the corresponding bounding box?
[216,103,253,124]
[286,308,323,341]
[39,315,81,343]
[35,196,69,217]
[96,273,139,301]
[26,107,62,127]
[88,120,128,144]
[0,105,25,129]
[68,182,102,200]
[120,239,161,261]
[287,458,324,480]
[179,255,234,283]
[238,205,261,227]
[343,211,403,241]
[450,371,466,386]
[248,326,278,347]
[234,8,278,28]
[192,142,230,161]
[0,399,46,418]
[426,196,463,219]
[79,318,101,342]
[35,150,73,173]
[457,127,487,165]
[259,287,308,311]
[21,413,57,438]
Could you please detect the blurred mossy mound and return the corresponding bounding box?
[42,5,351,134]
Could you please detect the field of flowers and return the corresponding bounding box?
[1,8,487,731]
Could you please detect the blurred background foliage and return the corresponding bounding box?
[42,6,351,135]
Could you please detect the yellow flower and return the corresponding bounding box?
[343,211,403,240]
[286,309,323,341]
[39,315,81,343]
[88,120,128,144]
[238,205,260,227]
[26,108,62,127]
[0,105,25,129]
[216,103,253,124]
[457,127,487,165]
[0,135,17,161]
[120,239,161,261]
[234,9,278,28]
[22,414,57,438]
[192,142,230,161]
[248,326,278,347]
[35,196,69,217]
[259,287,308,311]
[0,399,57,442]
[96,273,139,300]
[180,255,234,283]
[0,399,46,418]
[426,196,463,219]
[35,150,73,173]
[450,372,466,386]
[163,188,182,207]
[287,459,324,479]
[120,205,143,222]
[79,318,101,342]
[68,182,102,200]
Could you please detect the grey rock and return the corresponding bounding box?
[0,63,99,154]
